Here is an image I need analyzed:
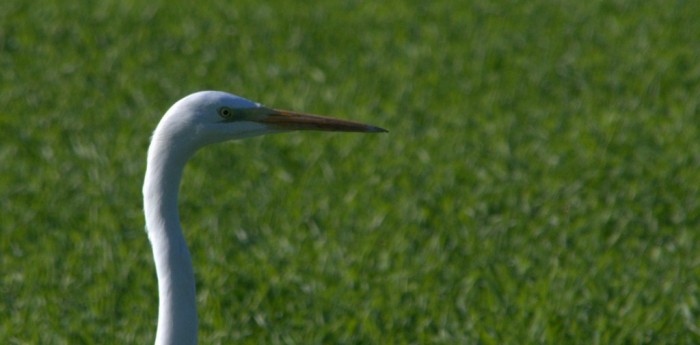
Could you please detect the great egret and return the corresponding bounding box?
[143,91,386,345]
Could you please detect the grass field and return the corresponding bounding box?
[2,0,700,343]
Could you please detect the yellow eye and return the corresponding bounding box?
[219,107,233,119]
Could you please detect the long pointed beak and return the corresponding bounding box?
[257,109,388,133]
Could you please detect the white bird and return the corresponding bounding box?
[143,91,386,345]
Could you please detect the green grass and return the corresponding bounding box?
[2,0,700,343]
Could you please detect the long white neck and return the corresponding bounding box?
[143,134,198,345]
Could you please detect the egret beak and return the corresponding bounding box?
[257,108,388,133]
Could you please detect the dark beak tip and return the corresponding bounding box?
[368,126,389,133]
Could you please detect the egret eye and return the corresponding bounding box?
[219,107,233,119]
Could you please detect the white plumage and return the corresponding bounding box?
[143,91,385,344]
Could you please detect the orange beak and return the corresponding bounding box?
[257,109,388,133]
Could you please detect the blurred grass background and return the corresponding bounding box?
[2,0,700,343]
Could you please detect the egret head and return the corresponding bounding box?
[153,91,386,154]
